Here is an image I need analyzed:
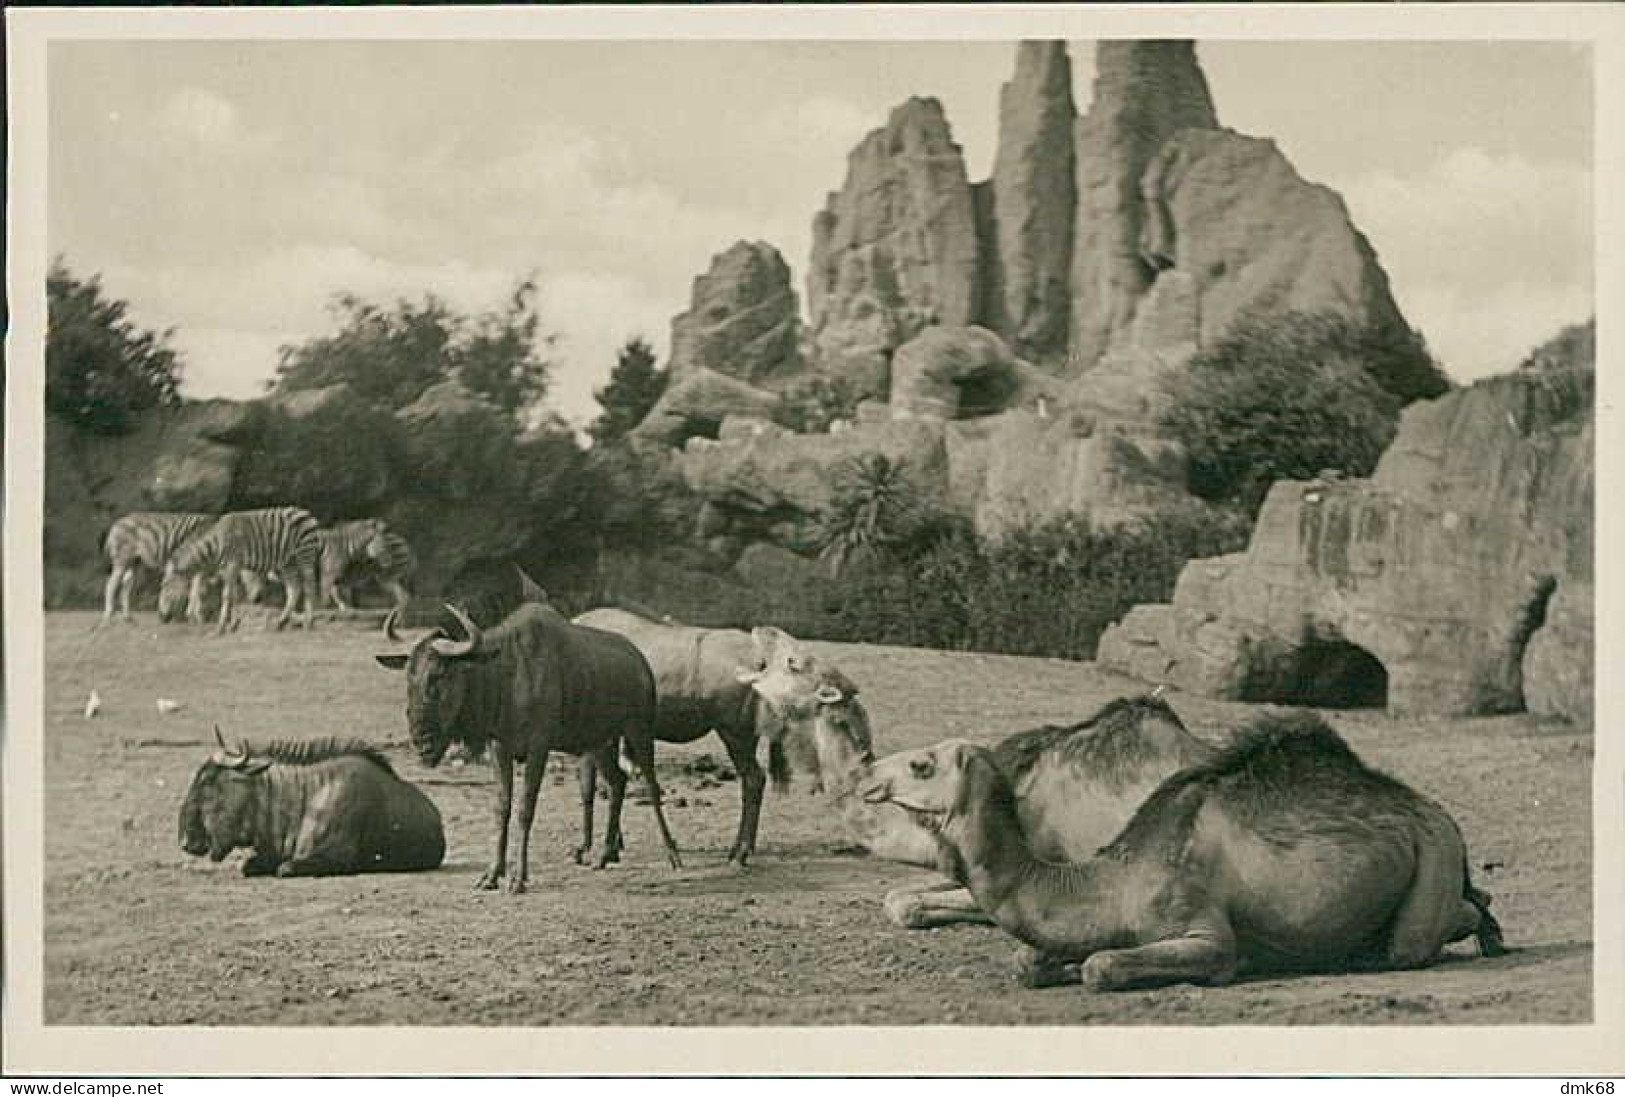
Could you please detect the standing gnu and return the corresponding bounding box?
[101,511,216,623]
[178,727,445,876]
[165,506,321,633]
[375,602,683,893]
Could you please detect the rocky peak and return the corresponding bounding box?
[668,240,801,386]
[987,41,1077,365]
[807,96,981,396]
[1069,40,1219,375]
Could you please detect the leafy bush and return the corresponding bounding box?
[819,503,1252,659]
[47,258,183,434]
[1159,310,1435,515]
[229,389,400,518]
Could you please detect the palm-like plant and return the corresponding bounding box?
[816,454,922,577]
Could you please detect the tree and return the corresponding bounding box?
[1159,310,1422,516]
[46,257,183,433]
[589,337,667,445]
[454,277,557,417]
[272,277,557,418]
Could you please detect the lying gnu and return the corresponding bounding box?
[179,727,445,876]
[861,713,1505,992]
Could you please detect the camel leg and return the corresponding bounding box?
[593,743,629,868]
[624,734,682,869]
[883,880,996,929]
[721,732,766,866]
[1017,950,1085,989]
[476,742,514,890]
[574,753,597,865]
[508,749,549,895]
[1384,827,1487,968]
[1078,924,1239,992]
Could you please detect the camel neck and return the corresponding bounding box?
[943,759,1135,956]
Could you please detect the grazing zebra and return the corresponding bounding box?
[101,512,218,624]
[243,520,415,614]
[312,520,409,614]
[165,507,321,633]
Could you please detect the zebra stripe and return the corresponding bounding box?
[102,512,218,622]
[168,507,321,632]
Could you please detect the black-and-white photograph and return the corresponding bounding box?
[4,3,1619,1077]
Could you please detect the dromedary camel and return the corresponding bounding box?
[860,712,1505,991]
[740,681,1216,929]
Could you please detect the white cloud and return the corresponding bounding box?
[1341,147,1592,380]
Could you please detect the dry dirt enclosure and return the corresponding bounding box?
[39,610,1592,1027]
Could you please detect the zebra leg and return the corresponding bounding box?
[385,580,411,616]
[274,576,298,630]
[302,560,319,629]
[216,565,238,635]
[186,575,207,625]
[120,568,138,621]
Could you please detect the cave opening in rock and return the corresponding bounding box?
[1242,637,1390,709]
[953,368,1017,419]
[672,415,722,445]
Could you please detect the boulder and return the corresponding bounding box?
[733,541,827,591]
[1097,359,1594,718]
[677,417,952,549]
[635,368,781,447]
[987,41,1077,364]
[968,410,1192,536]
[1069,41,1218,376]
[807,97,982,396]
[1522,580,1593,725]
[669,240,803,386]
[888,326,1028,420]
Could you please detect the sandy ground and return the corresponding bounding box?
[39,610,1591,1026]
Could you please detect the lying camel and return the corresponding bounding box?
[860,712,1505,991]
[751,689,1215,929]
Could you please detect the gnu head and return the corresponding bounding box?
[178,726,269,860]
[375,603,493,767]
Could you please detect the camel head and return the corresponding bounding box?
[735,627,832,715]
[860,739,988,829]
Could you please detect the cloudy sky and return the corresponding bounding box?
[48,39,1592,426]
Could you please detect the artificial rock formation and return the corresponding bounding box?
[668,240,802,385]
[1098,356,1594,719]
[807,97,982,396]
[634,368,780,447]
[1068,40,1218,377]
[987,40,1077,364]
